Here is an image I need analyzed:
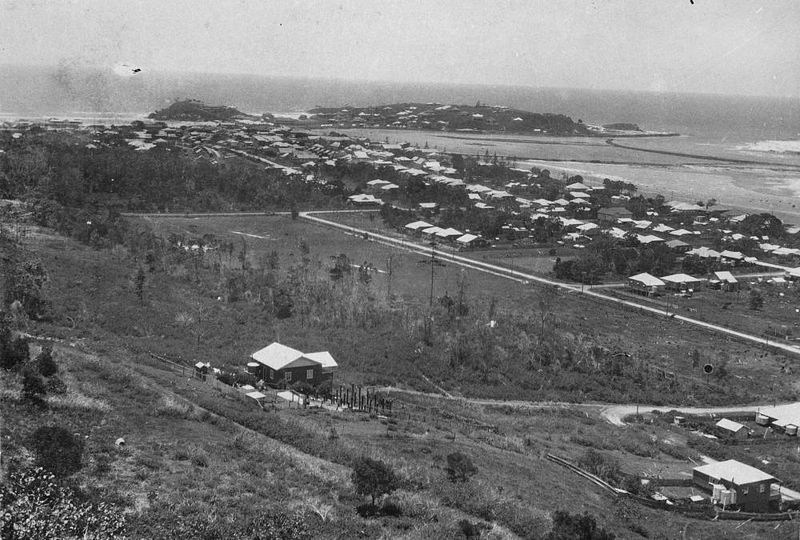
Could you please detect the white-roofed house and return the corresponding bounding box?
[455,233,484,249]
[627,273,665,296]
[404,220,433,233]
[661,273,704,292]
[250,342,337,390]
[693,460,780,512]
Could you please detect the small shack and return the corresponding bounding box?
[194,361,209,381]
[712,271,739,292]
[627,273,665,296]
[715,418,749,440]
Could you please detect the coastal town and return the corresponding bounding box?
[4,101,800,539]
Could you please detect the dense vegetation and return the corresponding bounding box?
[309,102,590,135]
[148,99,251,121]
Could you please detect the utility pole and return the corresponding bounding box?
[429,241,436,309]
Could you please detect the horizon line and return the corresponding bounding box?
[3,63,799,103]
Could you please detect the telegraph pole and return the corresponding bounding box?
[386,253,393,303]
[429,241,436,309]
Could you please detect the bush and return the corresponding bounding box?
[21,368,47,402]
[445,451,478,482]
[457,519,487,539]
[351,457,399,507]
[578,449,623,487]
[0,467,126,539]
[36,345,57,377]
[545,510,615,540]
[29,426,84,477]
[45,376,67,395]
[0,326,29,371]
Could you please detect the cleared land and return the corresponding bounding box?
[131,213,796,404]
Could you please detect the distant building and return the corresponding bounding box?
[627,273,665,296]
[693,460,780,512]
[665,239,691,253]
[712,271,739,291]
[597,206,633,224]
[661,273,704,292]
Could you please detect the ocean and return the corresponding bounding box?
[2,64,799,142]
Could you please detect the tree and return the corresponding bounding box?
[0,324,30,371]
[445,452,478,482]
[29,426,85,477]
[134,266,146,304]
[329,254,351,281]
[351,457,398,507]
[749,288,764,311]
[3,259,49,319]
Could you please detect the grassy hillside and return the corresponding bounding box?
[2,213,798,538]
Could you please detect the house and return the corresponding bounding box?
[720,250,745,264]
[250,342,338,390]
[627,273,665,296]
[661,273,704,292]
[715,418,749,440]
[693,460,780,512]
[666,239,691,253]
[597,206,633,224]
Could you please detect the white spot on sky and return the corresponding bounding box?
[112,62,141,77]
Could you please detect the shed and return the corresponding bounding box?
[712,271,739,292]
[194,361,209,381]
[715,418,749,440]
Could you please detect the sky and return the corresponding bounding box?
[1,0,799,98]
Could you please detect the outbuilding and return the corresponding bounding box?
[712,271,740,292]
[715,418,749,440]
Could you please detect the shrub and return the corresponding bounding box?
[29,426,84,477]
[457,519,487,539]
[351,456,399,507]
[21,367,47,402]
[35,345,57,377]
[578,449,623,486]
[0,327,29,371]
[545,510,615,540]
[445,451,478,483]
[45,376,67,395]
[0,467,126,539]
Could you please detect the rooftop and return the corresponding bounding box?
[694,459,776,485]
